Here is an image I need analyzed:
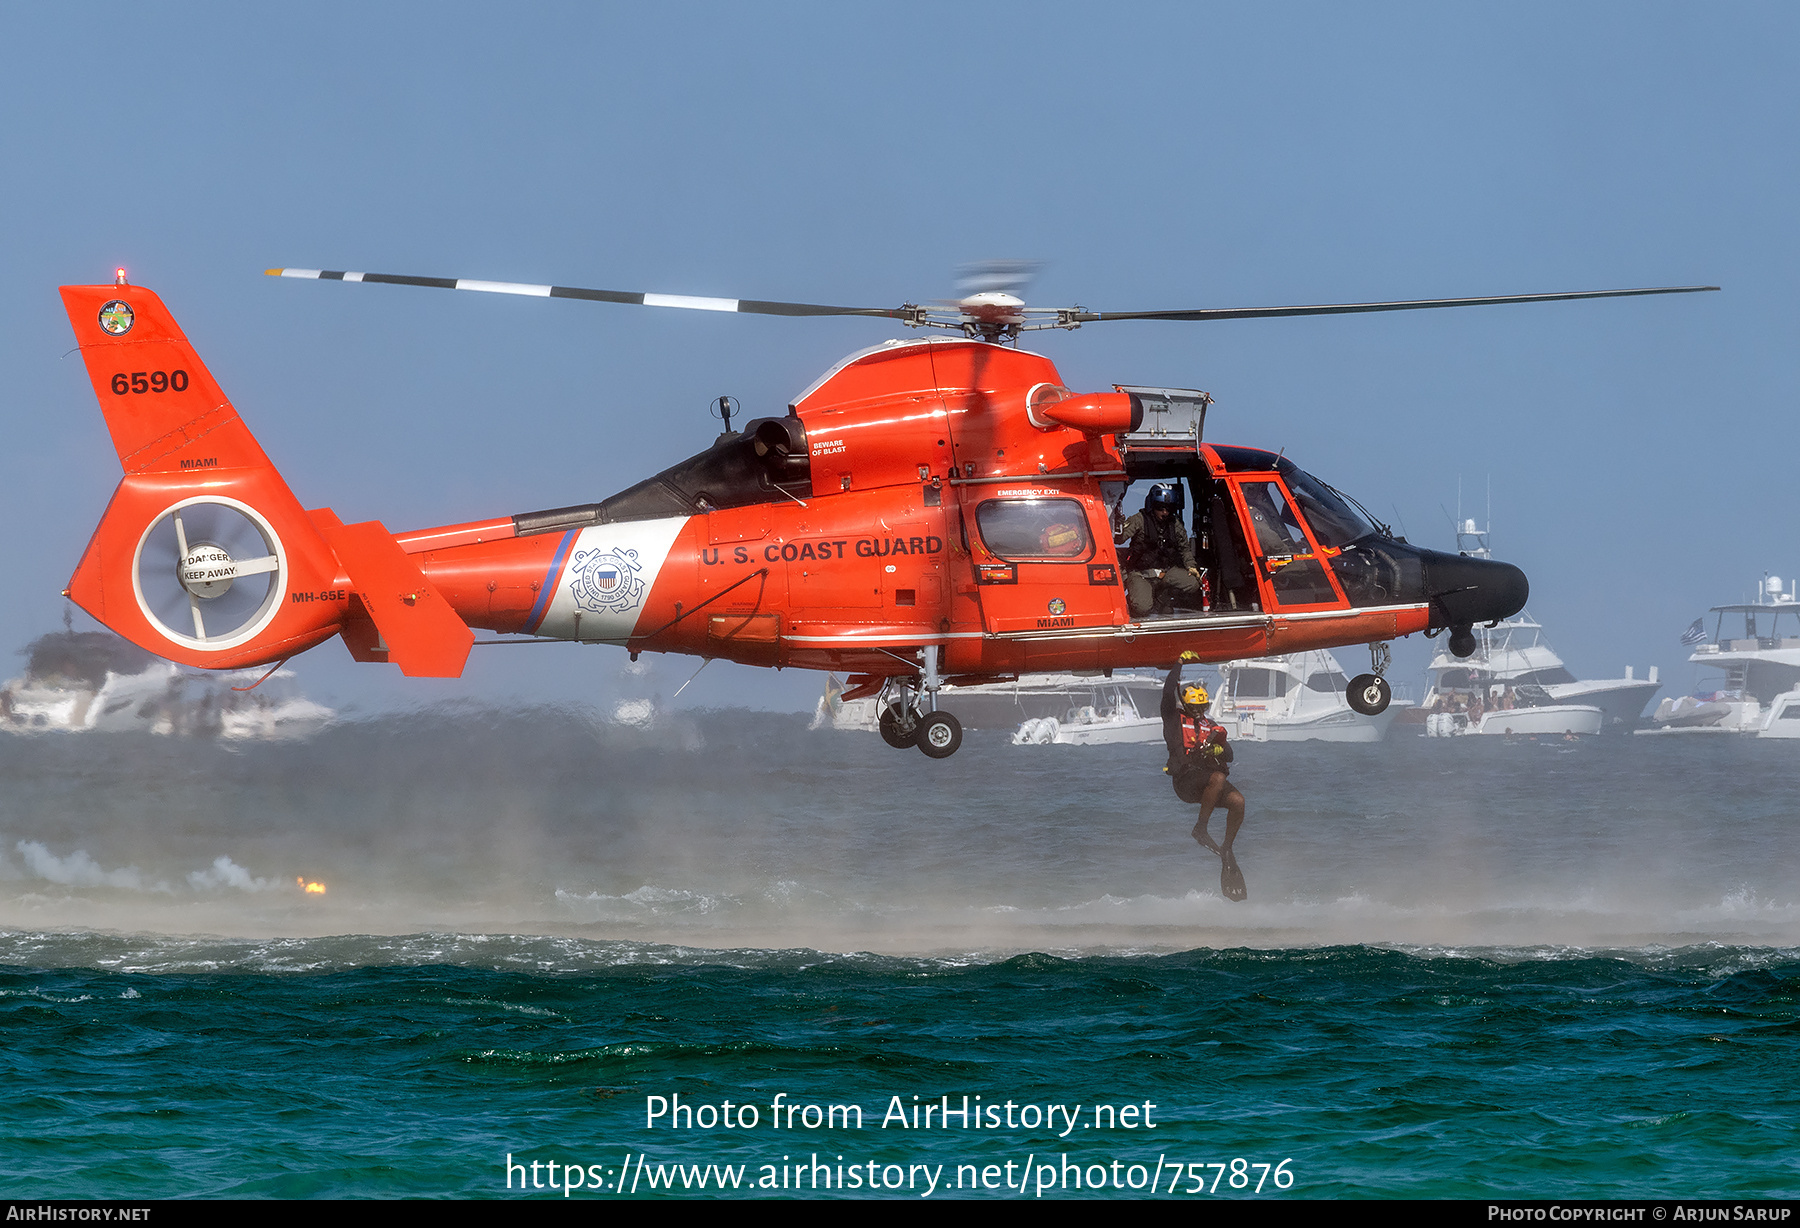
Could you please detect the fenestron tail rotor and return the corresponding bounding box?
[134,498,286,651]
[268,266,1718,345]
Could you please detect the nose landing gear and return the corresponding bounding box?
[916,711,963,758]
[1346,641,1393,717]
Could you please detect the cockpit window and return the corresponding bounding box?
[1283,468,1375,548]
[1239,482,1310,556]
[976,499,1094,562]
[1237,480,1342,606]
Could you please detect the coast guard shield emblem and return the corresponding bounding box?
[569,547,646,614]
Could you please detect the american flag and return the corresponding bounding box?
[1680,618,1707,646]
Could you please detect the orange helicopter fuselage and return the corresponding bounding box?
[60,283,1527,696]
[386,340,1432,680]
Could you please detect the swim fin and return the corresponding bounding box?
[1220,850,1247,903]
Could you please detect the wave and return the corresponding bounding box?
[2,928,1797,979]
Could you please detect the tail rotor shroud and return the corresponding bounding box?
[134,497,286,650]
[57,281,469,675]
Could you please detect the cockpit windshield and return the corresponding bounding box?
[1282,467,1376,548]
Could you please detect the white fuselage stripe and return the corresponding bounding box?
[535,518,689,641]
[783,632,987,643]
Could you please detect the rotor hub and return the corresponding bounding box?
[956,291,1027,324]
[179,543,238,599]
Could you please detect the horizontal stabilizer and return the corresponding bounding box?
[321,520,473,678]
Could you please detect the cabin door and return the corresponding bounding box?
[959,491,1125,634]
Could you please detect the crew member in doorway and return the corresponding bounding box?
[1162,661,1247,902]
[1122,484,1201,617]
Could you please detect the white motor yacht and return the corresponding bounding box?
[1641,574,1800,737]
[1414,519,1660,732]
[1209,648,1405,742]
[1424,698,1604,738]
[815,669,1166,732]
[0,630,334,738]
[1013,681,1164,746]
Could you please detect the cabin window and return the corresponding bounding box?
[975,499,1095,562]
[1233,669,1288,698]
[1305,671,1349,693]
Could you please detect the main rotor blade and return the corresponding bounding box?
[1065,285,1719,324]
[267,268,910,320]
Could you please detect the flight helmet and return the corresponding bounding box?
[1144,483,1180,513]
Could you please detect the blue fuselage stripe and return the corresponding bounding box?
[524,530,578,634]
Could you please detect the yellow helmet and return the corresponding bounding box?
[1182,683,1210,708]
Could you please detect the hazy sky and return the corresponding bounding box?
[1,3,1791,713]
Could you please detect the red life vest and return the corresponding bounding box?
[1181,713,1224,752]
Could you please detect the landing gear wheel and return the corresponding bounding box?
[916,711,963,759]
[878,707,918,749]
[1347,673,1391,716]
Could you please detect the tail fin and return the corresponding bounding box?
[60,282,356,669]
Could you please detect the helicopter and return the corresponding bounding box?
[55,267,1715,756]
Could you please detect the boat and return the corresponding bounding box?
[815,669,1166,732]
[1424,695,1605,738]
[823,648,1407,745]
[1013,680,1164,745]
[1640,574,1800,737]
[1757,689,1800,739]
[1209,648,1406,742]
[1412,518,1658,733]
[0,629,334,738]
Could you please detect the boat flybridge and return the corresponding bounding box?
[1416,518,1658,736]
[1643,574,1800,737]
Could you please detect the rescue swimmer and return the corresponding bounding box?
[1162,660,1247,902]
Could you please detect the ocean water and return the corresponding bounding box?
[1,710,1797,1199]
